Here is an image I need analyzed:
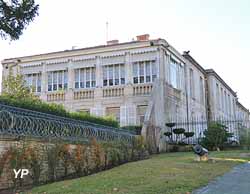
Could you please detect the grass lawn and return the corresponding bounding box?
[25,150,250,194]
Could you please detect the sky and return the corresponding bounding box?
[0,0,249,108]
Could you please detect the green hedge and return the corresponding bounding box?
[121,125,142,135]
[0,96,119,128]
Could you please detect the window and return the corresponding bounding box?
[133,63,138,84]
[133,60,157,84]
[103,66,108,86]
[139,62,144,83]
[221,88,224,111]
[47,70,68,91]
[145,61,151,82]
[228,94,231,115]
[189,68,194,98]
[216,83,220,109]
[52,72,57,91]
[24,73,41,93]
[170,59,177,88]
[200,77,204,104]
[74,67,96,89]
[102,64,125,86]
[86,68,91,88]
[120,65,125,84]
[170,57,183,89]
[106,107,120,123]
[108,65,114,86]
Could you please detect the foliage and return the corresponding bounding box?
[71,144,88,176]
[23,146,42,185]
[184,132,195,138]
[90,138,104,172]
[164,132,172,137]
[2,68,36,99]
[46,145,60,182]
[0,0,39,40]
[0,138,149,190]
[121,125,142,134]
[164,125,194,145]
[239,127,250,147]
[0,142,42,189]
[0,95,119,127]
[58,144,72,177]
[201,122,233,150]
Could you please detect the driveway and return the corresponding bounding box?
[193,163,250,194]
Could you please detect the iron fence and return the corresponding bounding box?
[165,117,250,144]
[0,103,136,144]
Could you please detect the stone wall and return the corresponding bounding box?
[0,135,148,192]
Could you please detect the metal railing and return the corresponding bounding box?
[0,103,136,144]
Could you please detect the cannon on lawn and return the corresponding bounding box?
[193,144,208,161]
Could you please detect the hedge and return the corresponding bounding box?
[0,96,119,128]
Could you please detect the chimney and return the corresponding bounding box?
[136,34,150,41]
[107,40,119,45]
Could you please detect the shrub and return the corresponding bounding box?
[121,125,142,135]
[23,146,42,186]
[71,144,88,176]
[46,145,60,182]
[58,144,72,177]
[90,138,105,172]
[184,132,195,138]
[201,122,233,150]
[0,95,119,128]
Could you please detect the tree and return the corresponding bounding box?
[201,122,233,151]
[0,0,39,40]
[239,127,250,150]
[2,68,36,99]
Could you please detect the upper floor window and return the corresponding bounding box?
[75,67,96,89]
[216,83,220,109]
[48,70,68,92]
[170,57,184,90]
[189,68,194,98]
[24,73,41,93]
[103,64,125,87]
[133,60,156,84]
[200,77,204,104]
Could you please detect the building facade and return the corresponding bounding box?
[236,101,250,129]
[2,34,249,150]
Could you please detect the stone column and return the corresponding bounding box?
[40,62,47,101]
[65,59,74,110]
[95,56,102,88]
[125,51,132,84]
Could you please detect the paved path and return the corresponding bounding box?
[193,163,250,194]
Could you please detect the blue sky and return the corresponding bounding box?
[0,0,249,108]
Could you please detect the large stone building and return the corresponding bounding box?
[1,34,249,150]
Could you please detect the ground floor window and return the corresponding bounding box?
[106,107,120,123]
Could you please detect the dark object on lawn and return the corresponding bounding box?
[193,144,208,156]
